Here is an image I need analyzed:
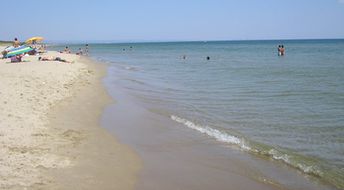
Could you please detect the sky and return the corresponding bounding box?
[1,0,344,42]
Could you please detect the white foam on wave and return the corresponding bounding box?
[125,66,135,70]
[171,115,324,177]
[269,149,291,164]
[170,115,251,151]
[268,149,323,176]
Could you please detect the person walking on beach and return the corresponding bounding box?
[13,38,20,48]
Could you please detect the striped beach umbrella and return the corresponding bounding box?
[5,46,34,58]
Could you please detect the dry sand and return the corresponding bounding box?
[0,49,141,189]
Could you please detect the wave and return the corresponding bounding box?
[123,66,139,71]
[170,115,251,151]
[170,115,344,189]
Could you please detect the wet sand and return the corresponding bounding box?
[42,57,141,190]
[0,50,141,189]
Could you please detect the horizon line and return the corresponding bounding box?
[46,38,344,44]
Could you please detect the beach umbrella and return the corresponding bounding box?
[25,36,44,44]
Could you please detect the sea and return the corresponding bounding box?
[51,39,344,189]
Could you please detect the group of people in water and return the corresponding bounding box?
[5,37,288,64]
[182,45,286,61]
[61,44,89,55]
[278,45,285,56]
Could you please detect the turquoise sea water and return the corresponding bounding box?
[52,40,344,188]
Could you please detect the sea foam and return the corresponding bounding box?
[170,115,325,178]
[170,115,251,151]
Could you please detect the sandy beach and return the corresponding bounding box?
[1,1,343,189]
[0,48,141,189]
[1,41,341,190]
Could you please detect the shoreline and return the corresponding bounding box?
[1,44,340,190]
[0,49,141,189]
[102,81,337,190]
[100,55,340,190]
[42,56,142,189]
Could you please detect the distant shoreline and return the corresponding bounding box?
[0,41,11,46]
[43,38,344,45]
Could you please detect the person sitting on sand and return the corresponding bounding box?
[1,50,8,59]
[61,46,71,54]
[37,45,46,53]
[76,48,83,55]
[13,38,20,48]
[11,54,23,63]
[38,56,71,63]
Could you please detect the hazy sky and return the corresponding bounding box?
[1,0,344,42]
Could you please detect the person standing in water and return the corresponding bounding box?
[280,45,285,56]
[277,45,285,56]
[85,44,89,55]
[277,45,282,56]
